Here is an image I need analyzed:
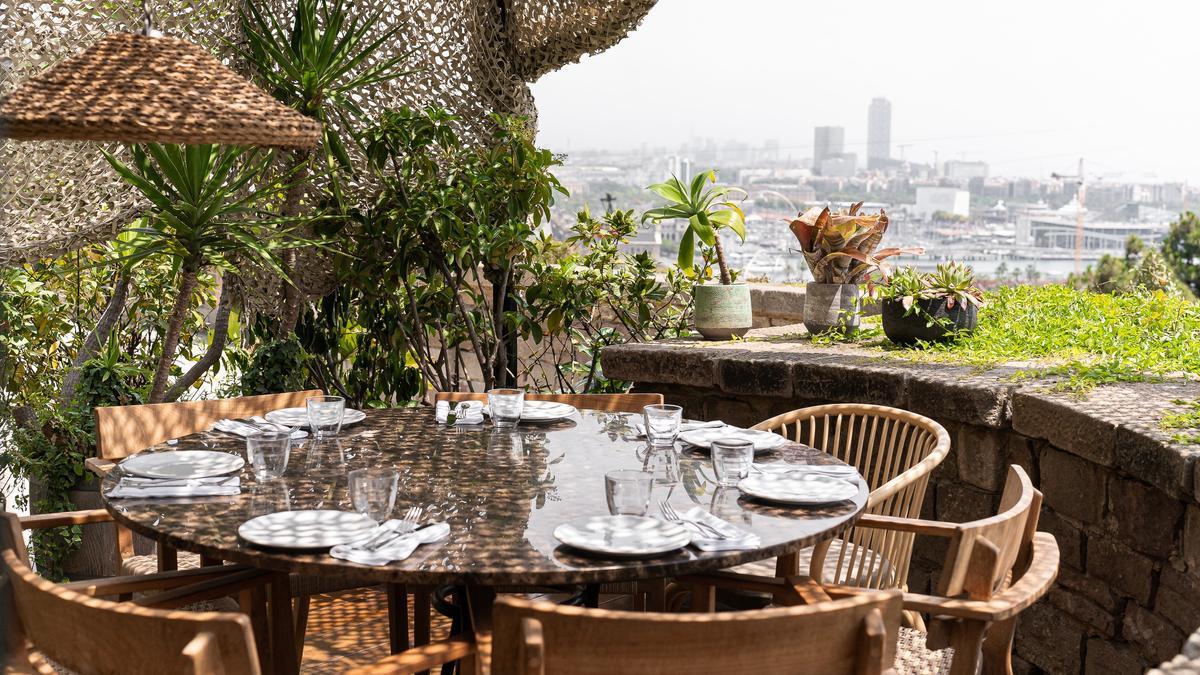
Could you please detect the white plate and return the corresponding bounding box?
[554,515,690,558]
[754,463,860,480]
[482,400,578,423]
[238,510,378,550]
[678,427,789,452]
[264,407,367,429]
[738,473,858,505]
[119,450,245,480]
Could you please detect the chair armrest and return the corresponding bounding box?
[853,513,960,537]
[20,509,112,530]
[61,564,252,598]
[345,637,475,674]
[85,457,116,477]
[902,532,1059,622]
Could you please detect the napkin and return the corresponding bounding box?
[681,506,761,552]
[106,475,241,499]
[633,419,727,438]
[435,400,485,425]
[213,418,306,440]
[330,521,451,566]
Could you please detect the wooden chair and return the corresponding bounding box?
[689,465,1059,675]
[433,392,664,415]
[732,404,950,608]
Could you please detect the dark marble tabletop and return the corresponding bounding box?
[102,408,867,586]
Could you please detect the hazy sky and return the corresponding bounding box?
[531,0,1200,183]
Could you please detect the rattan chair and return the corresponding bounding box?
[731,404,950,603]
[686,465,1058,675]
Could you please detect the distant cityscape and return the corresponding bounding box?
[543,97,1189,283]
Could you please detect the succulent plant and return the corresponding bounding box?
[927,262,985,309]
[789,202,924,284]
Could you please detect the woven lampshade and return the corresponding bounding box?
[0,32,321,148]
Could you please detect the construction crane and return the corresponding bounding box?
[1051,158,1086,274]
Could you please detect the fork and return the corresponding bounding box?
[659,500,726,539]
[363,506,425,551]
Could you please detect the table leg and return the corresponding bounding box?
[268,572,298,675]
[581,584,600,608]
[414,587,432,675]
[387,583,411,654]
[157,541,178,572]
[464,586,496,675]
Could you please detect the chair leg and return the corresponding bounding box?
[242,586,271,674]
[414,587,432,675]
[980,616,1016,675]
[387,583,411,654]
[947,620,988,675]
[293,595,311,666]
[691,583,716,613]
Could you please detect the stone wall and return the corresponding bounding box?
[602,333,1200,675]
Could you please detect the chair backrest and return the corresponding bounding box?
[433,392,664,415]
[936,465,1042,599]
[490,591,903,675]
[93,390,323,459]
[0,514,259,675]
[752,404,950,589]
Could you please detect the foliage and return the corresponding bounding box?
[819,284,1200,391]
[237,335,311,396]
[1070,234,1191,298]
[642,170,746,284]
[925,262,985,309]
[1162,212,1200,297]
[788,202,923,284]
[1162,399,1200,445]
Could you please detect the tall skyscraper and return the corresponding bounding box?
[813,126,844,168]
[868,97,892,169]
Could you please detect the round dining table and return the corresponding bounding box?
[102,407,868,673]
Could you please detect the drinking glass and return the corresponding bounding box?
[712,438,754,487]
[643,404,682,446]
[640,444,681,488]
[246,431,291,481]
[605,469,654,516]
[487,389,524,428]
[306,395,346,438]
[348,468,400,523]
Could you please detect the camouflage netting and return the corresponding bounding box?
[0,0,657,265]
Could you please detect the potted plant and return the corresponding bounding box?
[644,170,750,340]
[790,202,922,335]
[878,262,984,344]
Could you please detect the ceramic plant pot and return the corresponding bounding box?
[803,282,861,335]
[694,283,753,340]
[881,297,978,344]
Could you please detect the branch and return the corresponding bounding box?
[59,272,131,405]
[162,283,233,403]
[148,262,200,403]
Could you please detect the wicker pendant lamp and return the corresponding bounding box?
[0,6,320,149]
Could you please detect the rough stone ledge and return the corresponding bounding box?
[603,330,1200,500]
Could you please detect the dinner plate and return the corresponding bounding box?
[737,473,858,506]
[119,450,245,480]
[678,426,789,452]
[553,515,690,558]
[238,510,379,550]
[264,407,367,429]
[482,401,578,423]
[753,463,859,480]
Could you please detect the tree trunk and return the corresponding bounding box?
[713,233,733,285]
[148,261,200,403]
[58,272,131,405]
[277,151,313,337]
[162,281,233,402]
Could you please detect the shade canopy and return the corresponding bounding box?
[0,32,321,149]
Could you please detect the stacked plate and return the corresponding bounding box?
[554,515,689,558]
[737,472,858,506]
[264,407,367,428]
[238,510,378,550]
[678,426,788,453]
[119,450,245,480]
[482,400,578,424]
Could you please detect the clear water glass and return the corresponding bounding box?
[605,469,654,516]
[640,444,681,488]
[712,438,754,487]
[246,431,291,481]
[348,468,400,523]
[488,389,524,428]
[306,395,345,438]
[643,404,682,446]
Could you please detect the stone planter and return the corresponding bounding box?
[881,297,978,344]
[694,283,753,340]
[803,282,861,335]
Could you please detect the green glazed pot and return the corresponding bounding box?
[694,283,753,340]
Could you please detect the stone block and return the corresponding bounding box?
[749,284,805,323]
[600,341,720,388]
[935,481,995,524]
[1057,563,1116,611]
[1014,600,1084,675]
[714,354,794,398]
[1049,587,1117,636]
[1085,638,1150,675]
[1013,391,1118,466]
[905,368,1012,427]
[701,396,759,428]
[1116,425,1197,502]
[1157,567,1200,635]
[789,357,907,407]
[1108,477,1185,558]
[1040,446,1107,525]
[1039,509,1084,571]
[1005,432,1037,481]
[1087,536,1155,605]
[1124,603,1186,663]
[955,424,1007,491]
[1186,506,1200,574]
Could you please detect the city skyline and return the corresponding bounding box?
[530,0,1200,184]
